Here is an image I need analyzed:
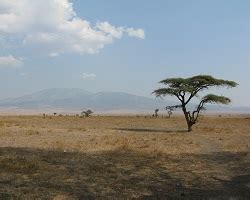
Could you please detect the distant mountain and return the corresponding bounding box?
[0,88,173,112]
[0,88,249,113]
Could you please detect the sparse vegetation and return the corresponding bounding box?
[0,115,249,198]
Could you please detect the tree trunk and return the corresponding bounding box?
[182,105,193,132]
[188,123,193,132]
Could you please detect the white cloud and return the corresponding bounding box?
[0,0,145,56]
[73,73,96,80]
[0,55,23,68]
[126,28,145,39]
[96,22,124,39]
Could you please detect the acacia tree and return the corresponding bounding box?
[81,110,93,117]
[166,105,181,118]
[153,75,238,132]
[154,108,159,118]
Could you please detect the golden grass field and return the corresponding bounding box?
[0,114,249,199]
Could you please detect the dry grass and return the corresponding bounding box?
[0,115,249,199]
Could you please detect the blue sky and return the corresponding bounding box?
[0,0,250,106]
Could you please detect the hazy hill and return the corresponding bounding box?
[0,88,173,112]
[0,88,249,113]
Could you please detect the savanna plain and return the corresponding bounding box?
[0,114,249,199]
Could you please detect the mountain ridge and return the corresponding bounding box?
[0,88,249,113]
[0,88,173,111]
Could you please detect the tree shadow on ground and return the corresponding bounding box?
[114,128,187,133]
[0,147,249,199]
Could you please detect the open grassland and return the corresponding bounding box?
[0,115,249,199]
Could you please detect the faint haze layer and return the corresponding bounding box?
[0,88,249,114]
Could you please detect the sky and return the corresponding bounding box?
[0,0,250,106]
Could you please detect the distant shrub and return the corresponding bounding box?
[153,109,159,118]
[81,110,93,117]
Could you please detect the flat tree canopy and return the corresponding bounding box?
[153,75,238,131]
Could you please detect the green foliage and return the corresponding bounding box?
[155,75,238,98]
[153,75,238,131]
[202,94,231,105]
